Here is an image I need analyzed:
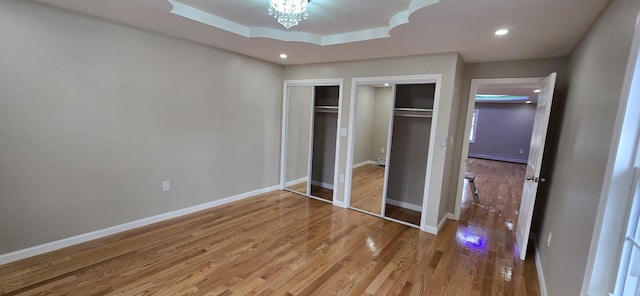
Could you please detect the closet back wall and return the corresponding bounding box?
[0,0,283,254]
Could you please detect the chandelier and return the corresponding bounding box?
[268,0,309,29]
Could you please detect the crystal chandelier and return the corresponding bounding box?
[268,0,309,29]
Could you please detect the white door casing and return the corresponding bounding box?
[515,72,557,260]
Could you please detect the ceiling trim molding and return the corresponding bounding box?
[167,0,439,46]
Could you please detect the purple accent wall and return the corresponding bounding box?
[469,102,535,163]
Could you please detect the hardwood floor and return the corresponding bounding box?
[0,158,539,295]
[350,164,423,226]
[286,182,333,202]
[385,204,421,226]
[349,165,384,215]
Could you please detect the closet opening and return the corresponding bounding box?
[345,74,441,231]
[280,79,343,205]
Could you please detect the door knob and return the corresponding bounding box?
[525,176,533,181]
[536,177,546,183]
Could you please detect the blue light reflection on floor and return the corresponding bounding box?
[456,227,488,252]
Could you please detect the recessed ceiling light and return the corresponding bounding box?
[526,101,532,104]
[495,29,509,36]
[384,83,390,87]
[534,89,541,93]
[279,53,288,59]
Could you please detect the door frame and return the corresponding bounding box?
[345,74,442,232]
[280,78,344,205]
[453,77,548,220]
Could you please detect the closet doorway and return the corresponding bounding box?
[280,79,343,204]
[345,75,441,230]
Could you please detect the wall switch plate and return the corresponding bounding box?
[520,149,524,154]
[340,128,348,137]
[162,180,170,192]
[547,231,552,247]
[380,147,385,153]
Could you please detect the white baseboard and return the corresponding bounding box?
[423,213,454,234]
[0,185,280,266]
[439,213,454,231]
[535,245,549,296]
[311,180,334,190]
[353,160,377,169]
[333,200,347,208]
[285,177,308,187]
[386,198,422,212]
[468,153,528,164]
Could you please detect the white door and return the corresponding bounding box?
[515,72,557,260]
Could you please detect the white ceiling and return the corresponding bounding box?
[35,0,610,65]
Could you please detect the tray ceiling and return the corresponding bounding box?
[35,0,611,65]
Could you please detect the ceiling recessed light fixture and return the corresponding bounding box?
[268,0,310,29]
[526,101,532,104]
[495,29,509,36]
[534,89,541,93]
[384,83,390,87]
[279,53,288,59]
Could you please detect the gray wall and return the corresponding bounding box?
[537,0,640,294]
[469,103,535,163]
[285,87,314,184]
[0,0,283,254]
[369,87,394,162]
[311,112,338,187]
[353,86,375,165]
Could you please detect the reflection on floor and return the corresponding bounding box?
[310,185,332,202]
[385,204,421,225]
[285,181,333,202]
[349,164,384,214]
[350,164,421,225]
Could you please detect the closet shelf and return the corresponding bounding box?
[315,106,339,113]
[394,108,433,118]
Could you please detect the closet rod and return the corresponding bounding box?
[394,113,432,118]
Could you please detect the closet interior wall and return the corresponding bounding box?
[311,86,339,196]
[385,83,436,224]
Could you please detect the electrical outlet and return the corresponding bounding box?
[380,147,385,153]
[547,231,552,247]
[162,180,170,192]
[520,149,524,154]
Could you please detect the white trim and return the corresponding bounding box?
[385,198,422,212]
[583,13,640,295]
[285,177,308,187]
[279,78,344,207]
[436,213,454,233]
[332,79,345,207]
[536,245,549,296]
[333,200,347,208]
[353,160,377,169]
[344,74,442,234]
[167,0,439,46]
[0,185,280,265]
[468,153,528,164]
[310,180,334,190]
[419,76,443,233]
